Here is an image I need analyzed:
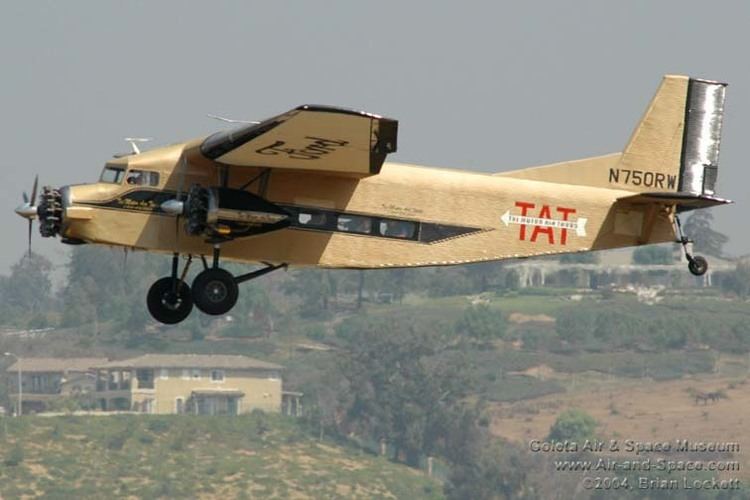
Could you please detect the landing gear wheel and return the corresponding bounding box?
[192,268,239,315]
[688,255,708,276]
[147,277,193,324]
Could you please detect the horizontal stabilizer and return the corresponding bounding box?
[617,191,732,212]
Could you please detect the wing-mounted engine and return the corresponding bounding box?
[180,185,290,241]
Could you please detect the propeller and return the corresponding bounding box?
[160,155,188,240]
[14,175,39,257]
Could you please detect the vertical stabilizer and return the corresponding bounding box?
[618,75,727,195]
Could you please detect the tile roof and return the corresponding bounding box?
[93,354,283,371]
[5,358,108,373]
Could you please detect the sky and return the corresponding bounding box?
[1,1,749,274]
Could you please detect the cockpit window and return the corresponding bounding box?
[100,165,125,184]
[125,170,160,187]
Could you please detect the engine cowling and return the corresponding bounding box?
[184,185,290,240]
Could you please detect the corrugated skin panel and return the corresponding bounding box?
[679,79,727,195]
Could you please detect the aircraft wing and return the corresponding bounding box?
[200,105,398,176]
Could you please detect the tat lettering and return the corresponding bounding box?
[502,202,587,245]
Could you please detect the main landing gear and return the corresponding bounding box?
[675,215,708,277]
[146,247,286,325]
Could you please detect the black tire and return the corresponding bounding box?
[192,268,239,315]
[147,277,193,324]
[688,255,709,276]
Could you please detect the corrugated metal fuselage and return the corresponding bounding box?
[60,140,675,269]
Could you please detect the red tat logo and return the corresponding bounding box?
[501,202,587,245]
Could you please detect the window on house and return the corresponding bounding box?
[159,368,169,380]
[175,397,185,414]
[191,369,201,379]
[181,369,190,380]
[136,369,154,389]
[210,370,225,382]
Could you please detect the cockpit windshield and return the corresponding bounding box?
[100,165,125,184]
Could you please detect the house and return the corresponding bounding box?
[4,357,108,414]
[92,354,291,415]
[503,248,736,289]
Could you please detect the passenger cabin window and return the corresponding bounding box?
[337,214,372,234]
[100,165,125,184]
[297,211,328,227]
[125,170,160,186]
[379,220,416,239]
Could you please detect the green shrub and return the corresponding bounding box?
[455,304,507,344]
[548,409,597,442]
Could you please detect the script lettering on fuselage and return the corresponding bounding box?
[255,136,349,160]
[608,168,676,189]
[501,202,587,245]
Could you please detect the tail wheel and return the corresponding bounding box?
[38,187,63,237]
[185,185,209,236]
[688,255,708,276]
[192,268,239,315]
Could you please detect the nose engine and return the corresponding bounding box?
[37,186,64,237]
[14,178,64,255]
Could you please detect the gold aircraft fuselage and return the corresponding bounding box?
[62,142,674,269]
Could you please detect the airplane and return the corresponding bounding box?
[14,74,731,325]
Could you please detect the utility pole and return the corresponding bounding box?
[3,353,21,417]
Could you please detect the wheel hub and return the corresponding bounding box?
[205,280,228,303]
[161,291,183,311]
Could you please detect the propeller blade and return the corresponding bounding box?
[27,220,32,257]
[175,156,187,240]
[30,174,38,207]
[22,192,28,203]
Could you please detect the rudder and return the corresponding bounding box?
[616,75,727,195]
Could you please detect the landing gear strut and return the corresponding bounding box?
[146,248,287,324]
[675,215,708,276]
[147,253,193,324]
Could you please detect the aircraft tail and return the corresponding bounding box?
[496,75,729,198]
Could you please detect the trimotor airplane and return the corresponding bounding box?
[15,74,731,324]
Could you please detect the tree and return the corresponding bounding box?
[683,210,729,257]
[722,261,750,298]
[61,246,165,331]
[548,409,597,442]
[281,269,335,318]
[632,245,674,265]
[455,304,507,345]
[462,262,504,293]
[445,440,530,500]
[339,317,471,465]
[0,252,53,321]
[559,251,600,264]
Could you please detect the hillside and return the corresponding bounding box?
[0,414,443,499]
